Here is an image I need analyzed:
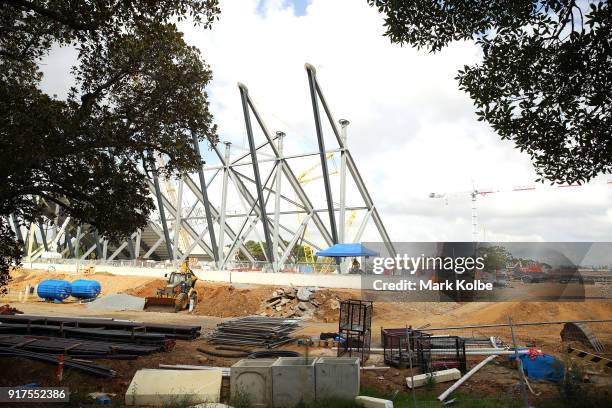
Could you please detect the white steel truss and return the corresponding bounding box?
[7,64,395,271]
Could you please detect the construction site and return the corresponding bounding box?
[2,64,612,407]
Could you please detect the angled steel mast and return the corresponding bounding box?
[238,83,275,266]
[304,63,397,257]
[306,63,338,245]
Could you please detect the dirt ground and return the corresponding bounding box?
[2,268,612,406]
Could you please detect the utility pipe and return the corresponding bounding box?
[438,354,498,401]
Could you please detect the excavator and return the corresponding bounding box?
[144,262,198,312]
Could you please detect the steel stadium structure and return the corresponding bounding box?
[7,64,395,272]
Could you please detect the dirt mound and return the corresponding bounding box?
[125,280,269,317]
[126,279,166,297]
[442,301,612,325]
[8,269,70,288]
[195,283,270,317]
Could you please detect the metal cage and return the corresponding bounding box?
[381,328,430,369]
[337,299,373,362]
[416,335,467,373]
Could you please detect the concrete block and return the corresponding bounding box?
[272,357,317,407]
[315,357,360,401]
[406,368,461,388]
[355,396,393,408]
[230,359,275,408]
[125,369,221,406]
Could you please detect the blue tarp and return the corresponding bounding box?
[315,243,379,257]
[508,352,564,383]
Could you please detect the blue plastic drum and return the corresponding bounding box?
[70,279,101,300]
[37,280,72,302]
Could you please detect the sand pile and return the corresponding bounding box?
[126,279,166,297]
[126,280,268,317]
[196,284,269,317]
[8,269,70,288]
[442,301,612,325]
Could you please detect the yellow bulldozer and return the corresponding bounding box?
[144,262,198,312]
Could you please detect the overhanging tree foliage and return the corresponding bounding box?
[368,0,611,184]
[0,1,220,284]
[478,245,511,272]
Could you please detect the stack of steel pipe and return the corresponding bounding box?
[208,316,299,348]
[0,334,162,358]
[0,315,202,378]
[0,324,176,349]
[0,314,201,347]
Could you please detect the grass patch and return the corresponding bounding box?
[160,394,196,408]
[360,386,522,408]
[296,397,360,408]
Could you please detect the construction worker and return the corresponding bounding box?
[350,258,362,274]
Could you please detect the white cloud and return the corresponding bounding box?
[179,0,612,243]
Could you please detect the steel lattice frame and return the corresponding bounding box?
[7,64,395,271]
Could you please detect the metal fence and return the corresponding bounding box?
[375,320,612,408]
[421,320,612,353]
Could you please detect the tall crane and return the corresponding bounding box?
[429,185,497,242]
[430,180,612,242]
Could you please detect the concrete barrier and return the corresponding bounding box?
[230,359,275,407]
[315,357,360,401]
[125,368,221,406]
[355,396,394,408]
[272,357,317,407]
[406,368,461,388]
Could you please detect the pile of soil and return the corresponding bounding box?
[195,283,270,317]
[125,279,166,297]
[7,269,71,289]
[445,301,612,325]
[126,280,268,317]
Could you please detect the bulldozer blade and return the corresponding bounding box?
[144,296,177,312]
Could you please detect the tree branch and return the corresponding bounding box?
[2,0,97,31]
[80,71,129,112]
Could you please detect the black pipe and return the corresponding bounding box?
[197,347,249,358]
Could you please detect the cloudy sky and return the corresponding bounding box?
[40,0,612,244]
